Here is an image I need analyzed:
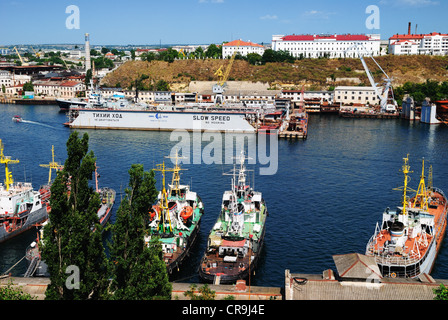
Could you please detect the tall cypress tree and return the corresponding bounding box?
[109,164,171,300]
[41,132,109,300]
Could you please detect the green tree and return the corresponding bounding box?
[1,84,5,93]
[246,53,262,65]
[0,281,34,300]
[101,47,110,55]
[155,79,170,91]
[41,131,110,300]
[205,44,222,58]
[109,164,171,300]
[85,69,92,87]
[434,284,448,300]
[22,81,33,92]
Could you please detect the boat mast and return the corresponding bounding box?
[39,145,63,185]
[153,162,174,233]
[0,139,19,191]
[165,150,187,197]
[401,155,412,216]
[412,158,429,211]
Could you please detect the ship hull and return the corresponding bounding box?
[68,109,257,133]
[166,213,202,275]
[57,99,87,111]
[0,206,48,244]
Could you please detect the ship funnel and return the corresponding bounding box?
[390,221,405,239]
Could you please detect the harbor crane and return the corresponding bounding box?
[346,44,397,113]
[213,40,240,104]
[39,145,64,185]
[30,46,42,58]
[13,46,29,66]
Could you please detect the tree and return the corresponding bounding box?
[109,164,171,300]
[155,79,170,91]
[101,47,110,55]
[246,53,262,65]
[22,81,33,92]
[41,131,110,300]
[85,69,92,87]
[1,84,5,94]
[434,284,448,300]
[205,44,222,58]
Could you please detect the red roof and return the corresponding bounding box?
[390,32,448,40]
[60,81,81,87]
[223,40,263,48]
[281,34,371,41]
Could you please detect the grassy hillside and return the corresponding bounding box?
[102,55,448,92]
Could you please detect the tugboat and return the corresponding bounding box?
[94,162,115,227]
[0,139,48,243]
[365,155,448,278]
[24,159,115,277]
[146,152,204,274]
[199,152,268,284]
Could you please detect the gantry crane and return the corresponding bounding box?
[347,44,397,113]
[213,40,240,104]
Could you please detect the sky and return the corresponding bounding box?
[1,0,447,46]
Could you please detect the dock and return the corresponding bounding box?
[0,98,57,105]
[339,111,400,119]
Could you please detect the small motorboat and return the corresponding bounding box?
[12,115,22,122]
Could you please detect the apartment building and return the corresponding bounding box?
[222,40,265,58]
[271,34,381,58]
[389,32,448,55]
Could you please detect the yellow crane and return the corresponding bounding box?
[39,145,64,185]
[13,46,29,66]
[213,40,240,104]
[30,46,42,58]
[0,139,20,191]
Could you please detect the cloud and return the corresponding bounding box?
[302,10,336,19]
[260,14,278,20]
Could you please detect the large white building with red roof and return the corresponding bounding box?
[271,34,381,58]
[222,40,265,58]
[389,32,448,56]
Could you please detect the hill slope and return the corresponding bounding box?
[102,55,448,92]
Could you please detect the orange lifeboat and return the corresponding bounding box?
[150,205,161,221]
[180,206,193,222]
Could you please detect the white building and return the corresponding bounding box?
[271,34,381,58]
[222,40,265,58]
[0,70,31,88]
[281,90,334,103]
[34,80,85,98]
[389,32,448,55]
[334,86,378,105]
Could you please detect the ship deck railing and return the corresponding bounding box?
[366,238,428,267]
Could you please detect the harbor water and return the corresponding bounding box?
[1,104,448,288]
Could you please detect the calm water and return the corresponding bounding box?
[0,104,448,288]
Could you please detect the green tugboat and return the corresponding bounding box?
[146,152,204,274]
[199,152,268,284]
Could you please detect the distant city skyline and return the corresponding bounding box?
[1,0,447,46]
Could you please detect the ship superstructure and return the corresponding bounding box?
[0,139,48,243]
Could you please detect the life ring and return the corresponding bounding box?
[390,272,397,278]
[180,206,193,222]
